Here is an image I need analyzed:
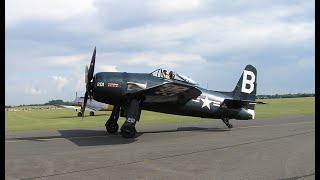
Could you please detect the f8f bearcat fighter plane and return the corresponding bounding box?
[80,47,265,138]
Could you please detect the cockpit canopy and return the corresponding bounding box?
[150,68,197,85]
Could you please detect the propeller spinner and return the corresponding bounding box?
[80,47,96,117]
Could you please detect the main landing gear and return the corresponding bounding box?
[222,118,233,128]
[120,99,141,138]
[105,99,141,138]
[105,106,120,134]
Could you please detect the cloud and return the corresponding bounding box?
[126,52,206,68]
[5,0,96,26]
[155,0,201,12]
[97,65,118,72]
[92,14,313,58]
[74,76,85,93]
[24,86,45,96]
[47,54,88,67]
[52,76,68,91]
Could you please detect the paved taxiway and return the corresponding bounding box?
[6,115,314,179]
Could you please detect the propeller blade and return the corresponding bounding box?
[81,91,88,117]
[81,47,96,118]
[85,65,89,84]
[87,47,96,82]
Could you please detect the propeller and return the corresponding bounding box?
[80,47,96,117]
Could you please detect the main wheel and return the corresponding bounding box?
[121,125,136,138]
[227,123,233,128]
[77,112,82,117]
[89,111,94,116]
[106,122,119,134]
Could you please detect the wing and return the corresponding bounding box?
[58,105,97,112]
[221,99,266,109]
[58,105,80,110]
[128,82,202,104]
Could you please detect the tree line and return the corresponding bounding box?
[5,99,74,108]
[256,93,315,99]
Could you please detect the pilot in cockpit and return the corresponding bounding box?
[169,71,175,80]
[163,70,170,79]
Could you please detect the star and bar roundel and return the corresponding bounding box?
[192,95,222,110]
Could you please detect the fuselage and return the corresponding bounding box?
[92,72,253,120]
[73,97,109,110]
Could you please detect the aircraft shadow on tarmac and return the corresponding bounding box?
[10,127,229,146]
[57,126,229,146]
[139,126,229,134]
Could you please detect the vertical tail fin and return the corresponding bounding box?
[233,65,257,104]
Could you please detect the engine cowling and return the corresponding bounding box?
[93,72,126,105]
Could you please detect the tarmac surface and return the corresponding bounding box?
[6,115,314,180]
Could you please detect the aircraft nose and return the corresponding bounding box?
[93,72,125,105]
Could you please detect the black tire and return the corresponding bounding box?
[227,123,233,128]
[77,112,82,117]
[121,125,136,138]
[89,111,94,116]
[106,122,119,134]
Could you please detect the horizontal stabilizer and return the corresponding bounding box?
[221,99,266,109]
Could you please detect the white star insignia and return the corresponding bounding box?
[201,96,212,110]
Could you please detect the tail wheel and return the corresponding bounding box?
[89,111,94,116]
[222,118,233,129]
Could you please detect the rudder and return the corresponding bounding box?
[232,65,257,102]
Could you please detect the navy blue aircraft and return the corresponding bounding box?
[81,47,265,138]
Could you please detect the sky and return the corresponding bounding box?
[5,0,315,105]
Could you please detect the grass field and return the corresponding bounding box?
[5,97,315,132]
[255,97,315,118]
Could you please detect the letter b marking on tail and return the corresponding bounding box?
[241,70,255,94]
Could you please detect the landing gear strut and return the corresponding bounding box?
[105,106,120,134]
[222,118,233,128]
[121,99,141,138]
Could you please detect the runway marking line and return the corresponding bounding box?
[5,121,314,143]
